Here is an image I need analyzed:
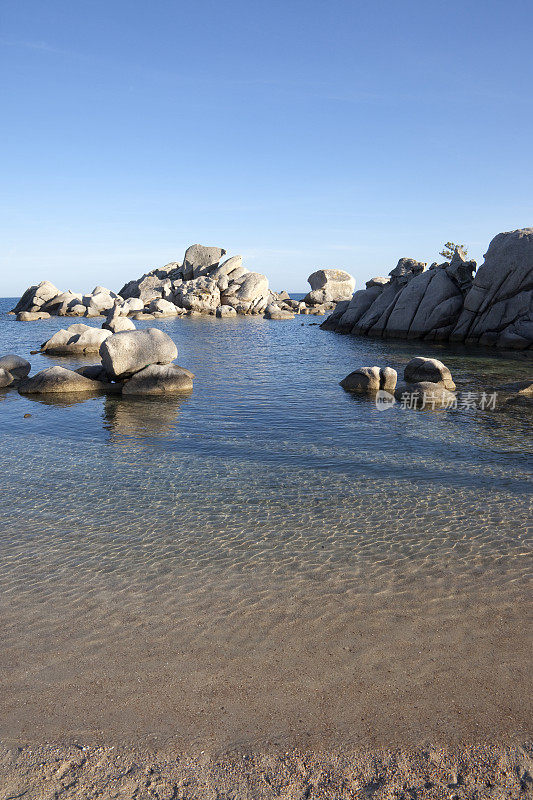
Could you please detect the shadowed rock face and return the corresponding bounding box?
[450,228,533,349]
[322,230,533,349]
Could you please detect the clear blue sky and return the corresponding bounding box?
[1,0,532,295]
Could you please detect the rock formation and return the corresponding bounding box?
[340,357,457,408]
[12,243,349,321]
[304,269,356,306]
[323,229,533,349]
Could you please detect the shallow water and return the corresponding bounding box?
[0,298,531,751]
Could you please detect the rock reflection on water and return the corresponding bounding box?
[103,393,192,442]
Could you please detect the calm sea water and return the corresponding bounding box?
[0,296,531,750]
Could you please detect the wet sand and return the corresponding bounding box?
[1,741,532,799]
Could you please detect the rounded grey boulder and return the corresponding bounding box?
[340,366,381,394]
[100,328,178,380]
[0,355,31,380]
[404,357,455,390]
[122,364,194,395]
[18,366,105,394]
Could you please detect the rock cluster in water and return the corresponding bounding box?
[12,244,356,322]
[341,357,457,408]
[322,228,533,349]
[17,328,194,396]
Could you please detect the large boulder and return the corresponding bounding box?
[18,366,105,394]
[305,269,356,306]
[122,364,194,395]
[182,244,226,281]
[0,355,31,380]
[451,228,533,349]
[403,357,455,390]
[100,328,178,380]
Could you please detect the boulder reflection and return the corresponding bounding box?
[103,392,191,443]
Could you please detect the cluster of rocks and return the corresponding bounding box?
[14,328,194,397]
[323,227,533,350]
[12,244,357,322]
[340,356,458,408]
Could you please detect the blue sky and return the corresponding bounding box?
[1,0,532,295]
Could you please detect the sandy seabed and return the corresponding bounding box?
[0,741,532,800]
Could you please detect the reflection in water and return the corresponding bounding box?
[103,392,191,441]
[20,391,101,408]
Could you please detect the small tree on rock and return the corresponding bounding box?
[440,241,468,261]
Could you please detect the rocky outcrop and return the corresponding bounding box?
[12,244,334,322]
[450,228,533,348]
[323,230,533,349]
[304,269,356,306]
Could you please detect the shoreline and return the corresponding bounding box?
[1,740,531,799]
